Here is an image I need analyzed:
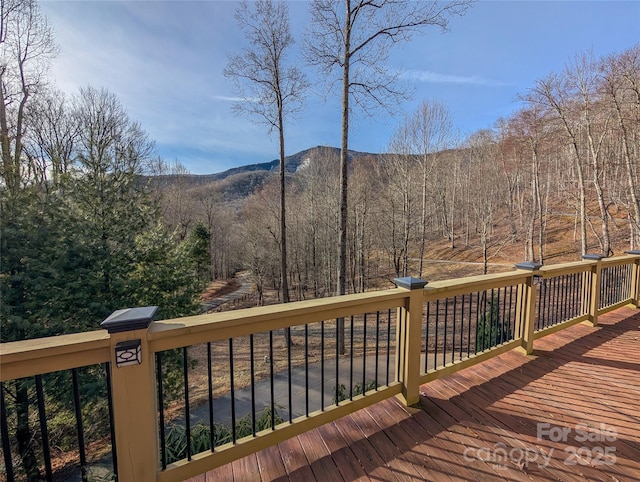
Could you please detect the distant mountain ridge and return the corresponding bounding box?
[152,146,380,201]
[193,146,377,180]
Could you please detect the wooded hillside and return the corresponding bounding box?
[158,47,639,303]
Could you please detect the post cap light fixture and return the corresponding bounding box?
[101,306,157,368]
[101,306,158,334]
[582,254,605,261]
[114,339,142,367]
[394,277,428,290]
[515,261,543,271]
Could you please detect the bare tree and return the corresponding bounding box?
[24,89,78,186]
[0,1,57,477]
[406,99,457,273]
[307,0,472,352]
[503,106,550,263]
[225,0,307,305]
[528,73,590,255]
[0,0,57,195]
[600,46,640,248]
[465,130,510,274]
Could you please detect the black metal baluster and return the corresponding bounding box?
[434,299,439,366]
[481,291,488,351]
[467,294,473,357]
[386,309,391,387]
[305,324,309,417]
[547,277,554,327]
[474,291,480,354]
[183,347,191,459]
[551,276,558,326]
[207,343,215,449]
[443,298,448,366]
[557,275,564,323]
[105,363,118,477]
[287,327,292,423]
[269,331,275,429]
[71,369,87,481]
[562,275,569,322]
[362,314,367,395]
[35,375,53,481]
[587,271,593,314]
[488,289,495,349]
[321,321,325,410]
[452,296,457,363]
[396,309,404,381]
[545,277,552,327]
[500,287,506,343]
[425,301,430,372]
[336,318,340,405]
[573,273,579,318]
[537,279,544,330]
[375,311,380,389]
[577,273,583,317]
[568,273,574,318]
[250,335,256,436]
[566,274,572,319]
[349,315,354,400]
[599,269,605,309]
[538,279,545,330]
[0,382,14,482]
[156,354,167,467]
[229,339,236,442]
[509,285,516,340]
[460,294,465,361]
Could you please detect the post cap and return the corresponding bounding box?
[582,254,605,261]
[625,250,640,255]
[514,261,542,271]
[394,277,428,290]
[101,306,158,334]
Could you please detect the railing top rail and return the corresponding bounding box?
[148,288,409,352]
[539,260,594,277]
[0,330,110,382]
[423,270,528,300]
[601,254,640,267]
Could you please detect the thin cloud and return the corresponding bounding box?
[213,95,245,102]
[402,70,508,87]
[213,95,262,103]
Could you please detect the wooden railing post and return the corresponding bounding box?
[626,250,640,308]
[394,277,427,406]
[101,306,159,482]
[583,254,604,326]
[514,262,541,355]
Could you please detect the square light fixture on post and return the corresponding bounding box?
[515,261,543,284]
[101,305,158,368]
[114,339,142,367]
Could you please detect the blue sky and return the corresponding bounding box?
[41,1,640,174]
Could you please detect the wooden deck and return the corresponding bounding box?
[187,307,640,481]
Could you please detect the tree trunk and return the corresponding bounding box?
[418,156,427,277]
[612,92,640,247]
[336,3,352,355]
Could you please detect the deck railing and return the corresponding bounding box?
[1,252,639,481]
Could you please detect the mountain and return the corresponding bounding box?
[150,146,380,201]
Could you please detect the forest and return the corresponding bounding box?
[1,0,638,344]
[162,45,640,304]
